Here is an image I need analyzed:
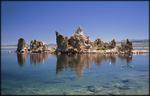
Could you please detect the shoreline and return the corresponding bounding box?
[1,48,149,55]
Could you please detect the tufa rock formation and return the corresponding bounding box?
[56,32,68,53]
[17,38,51,54]
[117,39,133,54]
[94,38,116,50]
[56,27,93,54]
[16,27,132,55]
[30,40,49,53]
[17,38,28,53]
[56,27,132,54]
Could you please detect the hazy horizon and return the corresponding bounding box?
[1,1,149,45]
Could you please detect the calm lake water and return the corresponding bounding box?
[1,48,149,95]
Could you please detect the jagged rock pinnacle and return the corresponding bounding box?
[74,26,84,36]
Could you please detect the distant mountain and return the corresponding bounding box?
[116,39,149,49]
[48,43,57,48]
[1,45,17,48]
[1,43,57,48]
[120,39,149,43]
[130,39,149,43]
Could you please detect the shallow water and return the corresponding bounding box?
[1,49,149,95]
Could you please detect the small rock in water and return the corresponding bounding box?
[87,86,96,92]
[122,79,129,83]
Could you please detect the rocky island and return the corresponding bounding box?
[16,27,149,55]
[17,38,52,54]
[55,27,134,55]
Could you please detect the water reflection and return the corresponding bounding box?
[17,53,28,66]
[56,54,91,76]
[30,53,49,64]
[17,53,49,65]
[56,54,132,77]
[118,54,133,64]
[17,53,133,76]
[118,54,133,68]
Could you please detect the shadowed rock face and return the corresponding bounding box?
[30,40,49,53]
[17,38,28,53]
[56,32,68,53]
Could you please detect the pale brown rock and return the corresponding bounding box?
[30,40,49,53]
[55,27,132,54]
[56,27,94,54]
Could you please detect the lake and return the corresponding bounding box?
[1,48,149,95]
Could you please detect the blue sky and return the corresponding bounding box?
[1,1,149,45]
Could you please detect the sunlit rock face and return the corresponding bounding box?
[17,38,28,53]
[69,27,93,52]
[30,40,49,53]
[56,27,94,54]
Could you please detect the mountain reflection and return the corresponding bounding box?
[56,54,132,77]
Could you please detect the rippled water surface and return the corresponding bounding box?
[1,49,149,95]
